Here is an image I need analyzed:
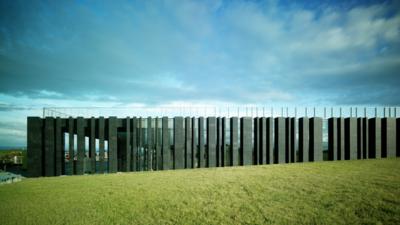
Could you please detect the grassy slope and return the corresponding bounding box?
[0,158,399,225]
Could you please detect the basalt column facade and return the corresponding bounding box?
[27,116,398,177]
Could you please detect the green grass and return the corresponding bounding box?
[1,158,399,225]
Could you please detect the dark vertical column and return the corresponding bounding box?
[174,117,184,169]
[290,118,296,163]
[382,117,396,158]
[253,117,259,165]
[124,117,131,171]
[162,117,170,170]
[259,118,266,165]
[98,117,105,173]
[310,117,323,162]
[76,117,85,175]
[344,117,357,160]
[230,117,239,166]
[132,117,138,171]
[207,117,217,167]
[285,117,291,163]
[27,117,43,177]
[298,117,309,162]
[240,117,252,166]
[44,117,55,176]
[191,117,197,168]
[108,117,118,173]
[222,117,227,167]
[185,117,192,168]
[397,118,400,157]
[155,118,161,171]
[55,117,63,176]
[274,117,286,164]
[266,118,273,164]
[362,118,369,159]
[147,117,153,171]
[328,117,337,161]
[369,118,382,158]
[198,117,205,168]
[68,117,74,175]
[216,117,223,167]
[89,117,96,173]
[357,118,363,159]
[337,118,345,160]
[138,118,143,171]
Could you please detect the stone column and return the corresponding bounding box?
[174,117,184,169]
[266,117,274,164]
[76,117,85,175]
[207,117,217,167]
[382,117,396,158]
[337,118,345,160]
[298,117,309,162]
[191,117,197,168]
[27,117,43,177]
[89,117,96,173]
[310,117,323,162]
[108,117,118,173]
[240,117,252,166]
[345,117,357,160]
[132,117,138,171]
[162,117,170,170]
[230,117,239,166]
[185,117,192,168]
[328,117,337,161]
[274,117,286,164]
[198,117,205,168]
[98,117,105,173]
[55,117,64,176]
[259,117,267,164]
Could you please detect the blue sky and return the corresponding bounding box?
[0,0,399,147]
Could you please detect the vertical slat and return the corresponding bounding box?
[338,117,345,160]
[132,117,137,171]
[266,117,273,164]
[310,117,323,162]
[198,117,205,168]
[174,117,184,169]
[156,118,162,170]
[67,117,74,175]
[285,117,291,163]
[185,117,192,168]
[216,117,222,167]
[230,117,239,166]
[328,117,337,161]
[76,117,85,175]
[240,117,252,166]
[253,117,259,165]
[98,117,105,173]
[207,117,217,167]
[44,117,55,176]
[382,117,396,157]
[125,117,131,171]
[258,117,266,164]
[162,117,170,170]
[55,117,63,176]
[191,117,197,168]
[290,117,296,163]
[222,117,227,167]
[298,117,309,162]
[397,118,400,157]
[368,118,381,158]
[357,118,363,159]
[108,117,118,173]
[27,117,43,177]
[274,117,286,164]
[89,117,96,173]
[138,118,143,171]
[345,117,357,160]
[362,118,369,159]
[147,117,153,171]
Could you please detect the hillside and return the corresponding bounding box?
[0,158,399,225]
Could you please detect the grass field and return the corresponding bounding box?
[0,158,399,225]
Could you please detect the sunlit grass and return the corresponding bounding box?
[1,158,399,225]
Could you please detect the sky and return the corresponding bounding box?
[0,0,399,147]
